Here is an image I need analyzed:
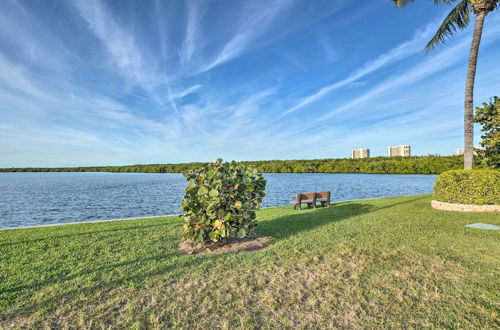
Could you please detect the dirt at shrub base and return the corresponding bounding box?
[178,233,271,255]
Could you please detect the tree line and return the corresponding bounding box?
[0,155,479,175]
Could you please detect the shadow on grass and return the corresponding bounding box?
[371,195,428,212]
[259,195,429,240]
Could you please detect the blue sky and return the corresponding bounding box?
[0,0,499,167]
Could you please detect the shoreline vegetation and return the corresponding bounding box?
[0,155,473,175]
[1,194,499,328]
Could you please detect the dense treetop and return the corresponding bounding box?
[0,155,476,175]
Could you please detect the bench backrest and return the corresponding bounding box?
[315,191,330,201]
[296,192,316,201]
[296,191,331,202]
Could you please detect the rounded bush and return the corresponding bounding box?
[433,169,500,205]
[181,159,266,243]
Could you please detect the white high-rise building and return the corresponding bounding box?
[387,145,411,157]
[351,148,370,159]
[455,148,464,155]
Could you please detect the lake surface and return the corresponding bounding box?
[0,172,437,229]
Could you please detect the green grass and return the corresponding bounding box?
[1,194,499,328]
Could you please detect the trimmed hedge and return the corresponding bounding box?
[434,169,500,205]
[181,159,266,243]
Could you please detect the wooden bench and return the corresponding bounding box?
[291,191,331,210]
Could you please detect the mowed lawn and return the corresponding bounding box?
[1,194,499,329]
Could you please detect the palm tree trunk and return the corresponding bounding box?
[463,11,487,169]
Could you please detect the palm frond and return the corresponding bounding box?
[393,0,459,7]
[426,0,471,53]
[433,0,460,5]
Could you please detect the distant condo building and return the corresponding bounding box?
[455,148,464,155]
[387,145,411,157]
[351,148,370,159]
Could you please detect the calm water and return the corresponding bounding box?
[0,172,436,229]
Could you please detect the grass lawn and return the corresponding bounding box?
[1,194,499,328]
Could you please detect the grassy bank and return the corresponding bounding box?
[1,195,499,328]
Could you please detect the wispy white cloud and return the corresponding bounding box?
[281,53,307,72]
[164,84,202,117]
[0,55,48,99]
[180,0,203,65]
[199,0,295,72]
[72,0,162,90]
[283,20,441,116]
[153,0,172,61]
[316,33,336,63]
[0,1,80,74]
[170,84,202,99]
[316,17,500,122]
[318,43,467,121]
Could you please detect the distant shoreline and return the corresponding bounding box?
[0,155,465,175]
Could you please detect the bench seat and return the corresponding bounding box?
[291,199,314,204]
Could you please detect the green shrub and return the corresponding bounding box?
[181,159,266,243]
[434,169,500,205]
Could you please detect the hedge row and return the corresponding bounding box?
[434,169,500,205]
